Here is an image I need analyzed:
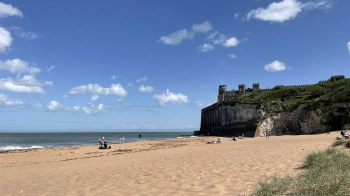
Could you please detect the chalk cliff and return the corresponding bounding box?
[200,102,350,137]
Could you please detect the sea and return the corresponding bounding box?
[0,131,194,152]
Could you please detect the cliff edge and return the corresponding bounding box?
[200,76,350,137]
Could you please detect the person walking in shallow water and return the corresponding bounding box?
[139,134,141,140]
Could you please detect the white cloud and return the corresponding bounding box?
[47,101,65,112]
[117,97,126,102]
[127,83,135,90]
[302,0,333,10]
[196,43,214,52]
[91,95,99,102]
[16,75,53,87]
[347,42,350,54]
[136,76,147,83]
[20,32,39,40]
[213,34,227,45]
[0,2,23,18]
[207,32,240,47]
[0,77,50,94]
[194,100,211,108]
[72,104,106,114]
[0,27,12,53]
[246,0,332,23]
[138,85,155,93]
[158,21,214,45]
[158,29,195,45]
[153,89,189,107]
[206,31,219,40]
[200,85,207,88]
[192,21,213,33]
[111,75,116,80]
[8,27,41,40]
[47,65,55,73]
[223,37,239,47]
[229,54,236,59]
[264,61,287,72]
[0,58,41,74]
[234,13,239,19]
[194,95,217,108]
[47,100,106,114]
[67,83,127,97]
[0,94,23,106]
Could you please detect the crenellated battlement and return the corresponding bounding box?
[276,84,313,88]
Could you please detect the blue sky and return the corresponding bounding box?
[0,0,349,131]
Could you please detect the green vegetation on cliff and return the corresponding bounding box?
[228,75,350,129]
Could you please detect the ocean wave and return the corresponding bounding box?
[0,145,44,151]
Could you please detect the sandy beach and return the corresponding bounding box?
[0,132,342,196]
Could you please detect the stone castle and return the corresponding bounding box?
[217,83,314,102]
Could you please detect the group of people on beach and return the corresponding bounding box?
[99,136,111,149]
[98,134,142,149]
[206,138,222,144]
[231,134,245,141]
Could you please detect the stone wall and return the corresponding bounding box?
[200,103,264,137]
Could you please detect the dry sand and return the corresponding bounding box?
[0,132,343,196]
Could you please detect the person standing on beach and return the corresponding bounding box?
[99,137,103,146]
[138,134,141,140]
[266,132,270,139]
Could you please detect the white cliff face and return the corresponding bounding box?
[259,114,280,136]
[258,104,329,136]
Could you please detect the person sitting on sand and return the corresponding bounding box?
[216,138,222,143]
[99,141,111,149]
[231,136,236,141]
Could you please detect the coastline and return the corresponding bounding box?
[0,132,340,195]
[0,131,193,152]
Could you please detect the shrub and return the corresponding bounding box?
[251,148,350,195]
[346,140,350,148]
[331,140,346,147]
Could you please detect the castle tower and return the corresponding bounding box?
[252,83,260,91]
[217,85,227,102]
[238,84,246,94]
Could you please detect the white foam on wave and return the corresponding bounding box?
[0,145,44,151]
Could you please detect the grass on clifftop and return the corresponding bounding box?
[230,75,350,110]
[251,148,350,196]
